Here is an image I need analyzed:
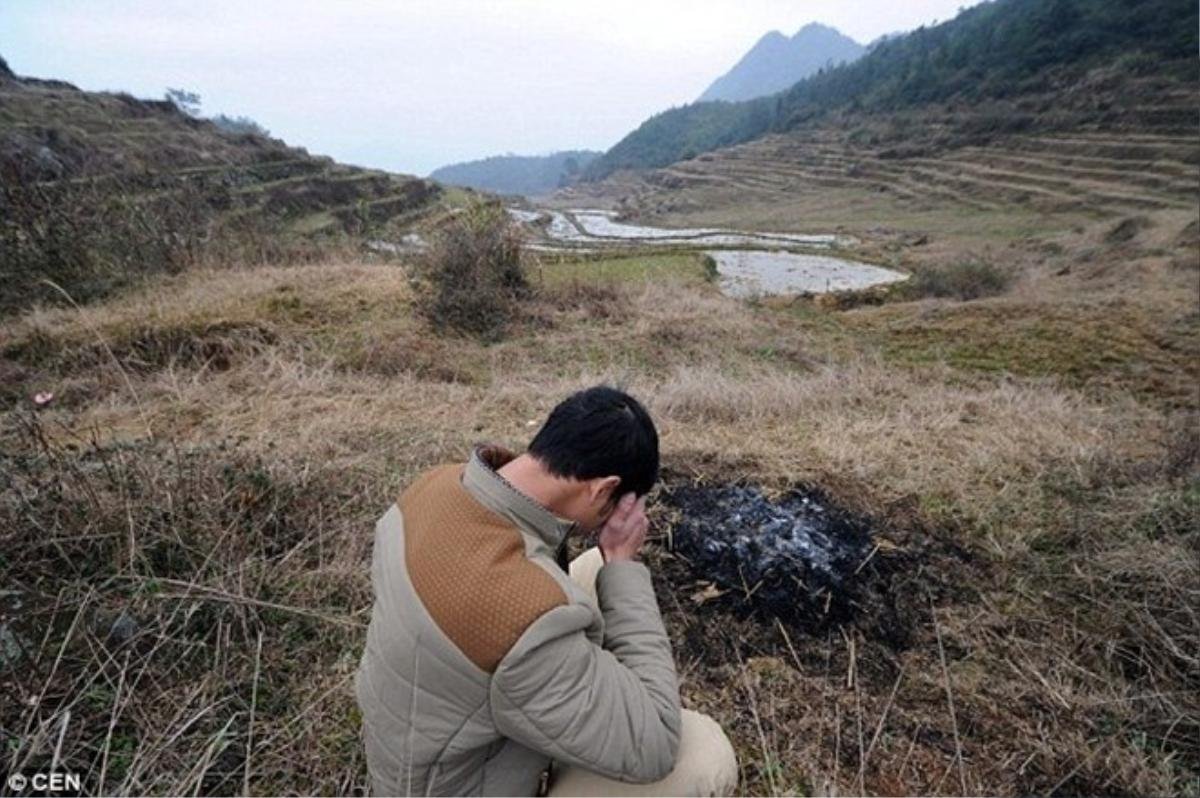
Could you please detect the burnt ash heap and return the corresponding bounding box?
[666,484,875,628]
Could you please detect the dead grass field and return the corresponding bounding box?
[2,171,1198,797]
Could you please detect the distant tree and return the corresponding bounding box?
[165,88,201,117]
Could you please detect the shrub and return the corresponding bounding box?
[903,259,1013,301]
[416,202,527,340]
[0,162,213,313]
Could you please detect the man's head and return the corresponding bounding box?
[527,386,658,532]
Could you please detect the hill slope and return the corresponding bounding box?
[430,150,600,196]
[0,57,446,310]
[567,113,1198,236]
[588,0,1198,179]
[699,24,865,103]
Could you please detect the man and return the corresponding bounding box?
[356,386,738,796]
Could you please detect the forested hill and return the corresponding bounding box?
[586,0,1199,179]
[430,150,600,196]
[698,24,865,103]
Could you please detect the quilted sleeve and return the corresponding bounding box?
[489,561,682,783]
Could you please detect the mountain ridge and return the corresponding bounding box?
[430,150,600,196]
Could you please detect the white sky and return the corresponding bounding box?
[1,1,986,176]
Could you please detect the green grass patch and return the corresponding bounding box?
[853,300,1200,406]
[535,252,709,288]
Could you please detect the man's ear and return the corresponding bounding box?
[591,475,621,504]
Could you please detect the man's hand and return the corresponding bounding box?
[598,493,649,563]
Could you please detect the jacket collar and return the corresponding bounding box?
[461,444,576,553]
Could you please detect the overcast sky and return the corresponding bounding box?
[1,1,985,176]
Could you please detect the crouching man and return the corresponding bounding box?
[356,386,737,796]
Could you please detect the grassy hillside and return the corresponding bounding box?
[587,0,1198,178]
[0,57,448,312]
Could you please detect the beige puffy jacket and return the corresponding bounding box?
[355,446,682,796]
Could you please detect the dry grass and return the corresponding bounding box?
[2,412,374,794]
[2,198,1197,796]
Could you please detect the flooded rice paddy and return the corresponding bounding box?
[510,208,844,248]
[709,249,909,298]
[508,207,907,297]
[371,208,908,298]
[570,209,840,248]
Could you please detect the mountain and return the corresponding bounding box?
[699,24,865,103]
[586,0,1199,179]
[430,150,601,196]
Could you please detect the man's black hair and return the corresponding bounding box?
[528,386,659,497]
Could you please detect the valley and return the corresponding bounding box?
[2,2,1197,796]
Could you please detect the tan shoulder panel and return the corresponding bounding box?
[400,464,567,673]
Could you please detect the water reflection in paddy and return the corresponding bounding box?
[707,250,907,297]
[508,207,906,296]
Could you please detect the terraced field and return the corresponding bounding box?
[0,65,444,238]
[556,76,1198,246]
[594,125,1196,220]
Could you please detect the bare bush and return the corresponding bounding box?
[902,258,1014,301]
[415,202,527,340]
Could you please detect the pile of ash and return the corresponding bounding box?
[665,483,876,628]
